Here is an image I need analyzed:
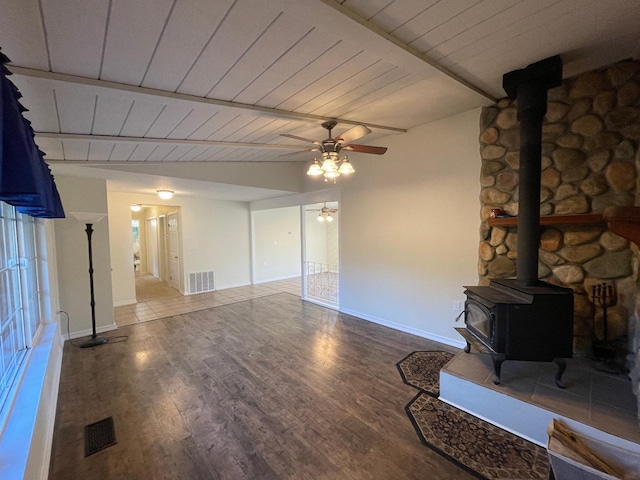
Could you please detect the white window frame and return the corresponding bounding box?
[0,203,45,424]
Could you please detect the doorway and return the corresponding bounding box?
[302,201,339,307]
[131,206,182,301]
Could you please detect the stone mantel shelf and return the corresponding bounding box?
[488,207,640,248]
[488,214,605,227]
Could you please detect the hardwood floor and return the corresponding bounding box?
[115,276,301,326]
[49,294,474,479]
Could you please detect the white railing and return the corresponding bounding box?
[304,261,339,305]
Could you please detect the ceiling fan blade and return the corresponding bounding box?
[280,133,321,144]
[343,144,387,155]
[279,148,319,157]
[335,124,371,144]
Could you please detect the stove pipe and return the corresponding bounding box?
[503,56,563,286]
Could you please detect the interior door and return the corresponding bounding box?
[167,212,180,290]
[157,215,167,282]
[146,218,159,278]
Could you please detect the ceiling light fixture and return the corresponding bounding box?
[130,204,142,212]
[286,121,386,184]
[318,212,333,223]
[157,190,174,200]
[315,204,337,223]
[307,153,355,183]
[317,211,335,222]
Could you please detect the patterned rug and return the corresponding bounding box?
[397,351,551,480]
[397,351,453,396]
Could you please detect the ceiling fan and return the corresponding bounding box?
[281,120,388,156]
[280,121,388,182]
[306,203,338,222]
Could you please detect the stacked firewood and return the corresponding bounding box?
[548,419,626,479]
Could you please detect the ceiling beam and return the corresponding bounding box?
[318,0,496,102]
[45,159,302,165]
[10,66,407,135]
[35,132,305,150]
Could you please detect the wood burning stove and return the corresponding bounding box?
[457,279,573,387]
[458,56,575,387]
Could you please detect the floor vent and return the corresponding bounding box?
[188,270,215,294]
[84,417,116,457]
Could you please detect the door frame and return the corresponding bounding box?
[145,217,159,278]
[167,211,181,292]
[301,200,340,309]
[248,189,341,305]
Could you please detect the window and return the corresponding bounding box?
[0,202,41,412]
[132,219,139,243]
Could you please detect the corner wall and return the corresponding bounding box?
[54,176,115,337]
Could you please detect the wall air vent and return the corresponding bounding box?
[188,271,215,294]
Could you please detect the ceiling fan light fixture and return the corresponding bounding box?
[317,213,325,222]
[321,153,338,171]
[157,189,174,200]
[130,204,142,212]
[307,159,323,176]
[325,214,334,222]
[338,156,354,174]
[285,122,386,183]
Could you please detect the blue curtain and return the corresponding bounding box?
[0,49,64,218]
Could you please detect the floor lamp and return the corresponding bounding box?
[70,212,108,348]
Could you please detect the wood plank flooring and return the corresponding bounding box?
[49,293,474,480]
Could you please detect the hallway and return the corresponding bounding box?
[114,275,301,327]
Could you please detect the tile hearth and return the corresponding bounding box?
[440,351,640,452]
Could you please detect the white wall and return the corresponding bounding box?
[107,194,137,306]
[181,198,250,290]
[54,176,115,337]
[304,209,328,265]
[312,108,482,346]
[252,206,301,283]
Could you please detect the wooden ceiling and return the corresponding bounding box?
[1,0,638,165]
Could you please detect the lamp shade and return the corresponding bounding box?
[307,160,323,176]
[69,212,107,224]
[338,158,355,174]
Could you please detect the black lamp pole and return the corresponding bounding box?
[80,222,108,348]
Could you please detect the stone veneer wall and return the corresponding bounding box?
[478,60,640,418]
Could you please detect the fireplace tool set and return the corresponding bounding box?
[591,282,626,374]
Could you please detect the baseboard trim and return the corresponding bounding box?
[113,298,137,307]
[254,274,300,284]
[339,308,465,349]
[66,322,118,341]
[215,281,251,291]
